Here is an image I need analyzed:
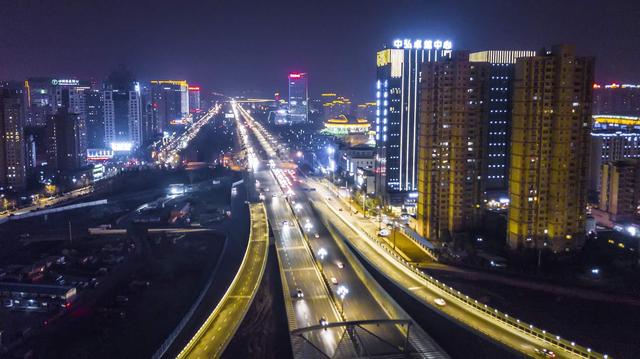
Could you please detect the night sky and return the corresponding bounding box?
[1,0,638,102]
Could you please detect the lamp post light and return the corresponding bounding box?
[337,285,349,315]
[538,229,549,269]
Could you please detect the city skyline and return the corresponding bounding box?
[1,0,639,102]
[1,2,639,359]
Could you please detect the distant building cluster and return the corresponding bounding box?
[0,71,204,197]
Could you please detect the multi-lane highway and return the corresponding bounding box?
[154,105,222,166]
[307,176,608,359]
[235,102,610,359]
[236,103,448,358]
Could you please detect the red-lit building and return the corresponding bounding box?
[188,86,201,113]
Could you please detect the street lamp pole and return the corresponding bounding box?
[393,221,397,250]
[362,192,366,218]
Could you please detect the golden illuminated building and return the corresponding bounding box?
[507,45,594,252]
[416,51,486,241]
[599,160,640,222]
[322,114,370,135]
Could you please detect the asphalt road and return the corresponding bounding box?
[238,104,448,358]
[308,177,603,359]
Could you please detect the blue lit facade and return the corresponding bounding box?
[375,39,452,204]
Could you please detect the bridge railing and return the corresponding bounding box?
[324,200,609,359]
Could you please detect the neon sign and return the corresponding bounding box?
[392,38,452,50]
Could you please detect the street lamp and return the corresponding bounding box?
[337,285,349,315]
[318,247,328,260]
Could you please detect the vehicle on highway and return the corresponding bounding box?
[378,229,390,237]
[314,233,320,239]
[338,207,343,211]
[337,261,344,269]
[330,277,338,285]
[319,316,328,327]
[272,193,277,198]
[534,348,556,358]
[434,298,447,306]
[295,288,304,298]
[282,220,289,226]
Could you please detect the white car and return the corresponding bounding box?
[319,316,328,327]
[337,261,344,269]
[378,229,390,237]
[434,298,447,306]
[330,277,338,285]
[282,220,289,226]
[296,288,304,298]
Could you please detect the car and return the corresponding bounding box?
[338,208,343,211]
[330,277,338,285]
[434,298,447,306]
[314,233,320,239]
[337,261,344,269]
[534,348,556,358]
[272,194,277,198]
[319,316,328,327]
[282,220,289,226]
[378,229,390,237]
[296,288,304,298]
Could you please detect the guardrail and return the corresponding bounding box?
[152,237,229,359]
[323,199,609,359]
[0,199,107,224]
[172,203,269,358]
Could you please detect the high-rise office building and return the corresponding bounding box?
[508,45,594,252]
[589,115,640,192]
[24,77,55,127]
[415,51,486,241]
[288,73,308,123]
[103,69,142,150]
[62,83,89,165]
[375,38,453,204]
[469,50,536,200]
[150,80,190,132]
[85,88,104,148]
[593,83,640,117]
[188,86,201,113]
[599,160,640,222]
[46,110,83,171]
[0,88,27,190]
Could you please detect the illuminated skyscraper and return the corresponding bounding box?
[508,45,594,252]
[288,73,308,123]
[46,109,83,171]
[415,51,486,241]
[469,50,536,200]
[150,80,190,131]
[375,38,453,205]
[0,88,26,190]
[103,69,142,150]
[188,86,201,113]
